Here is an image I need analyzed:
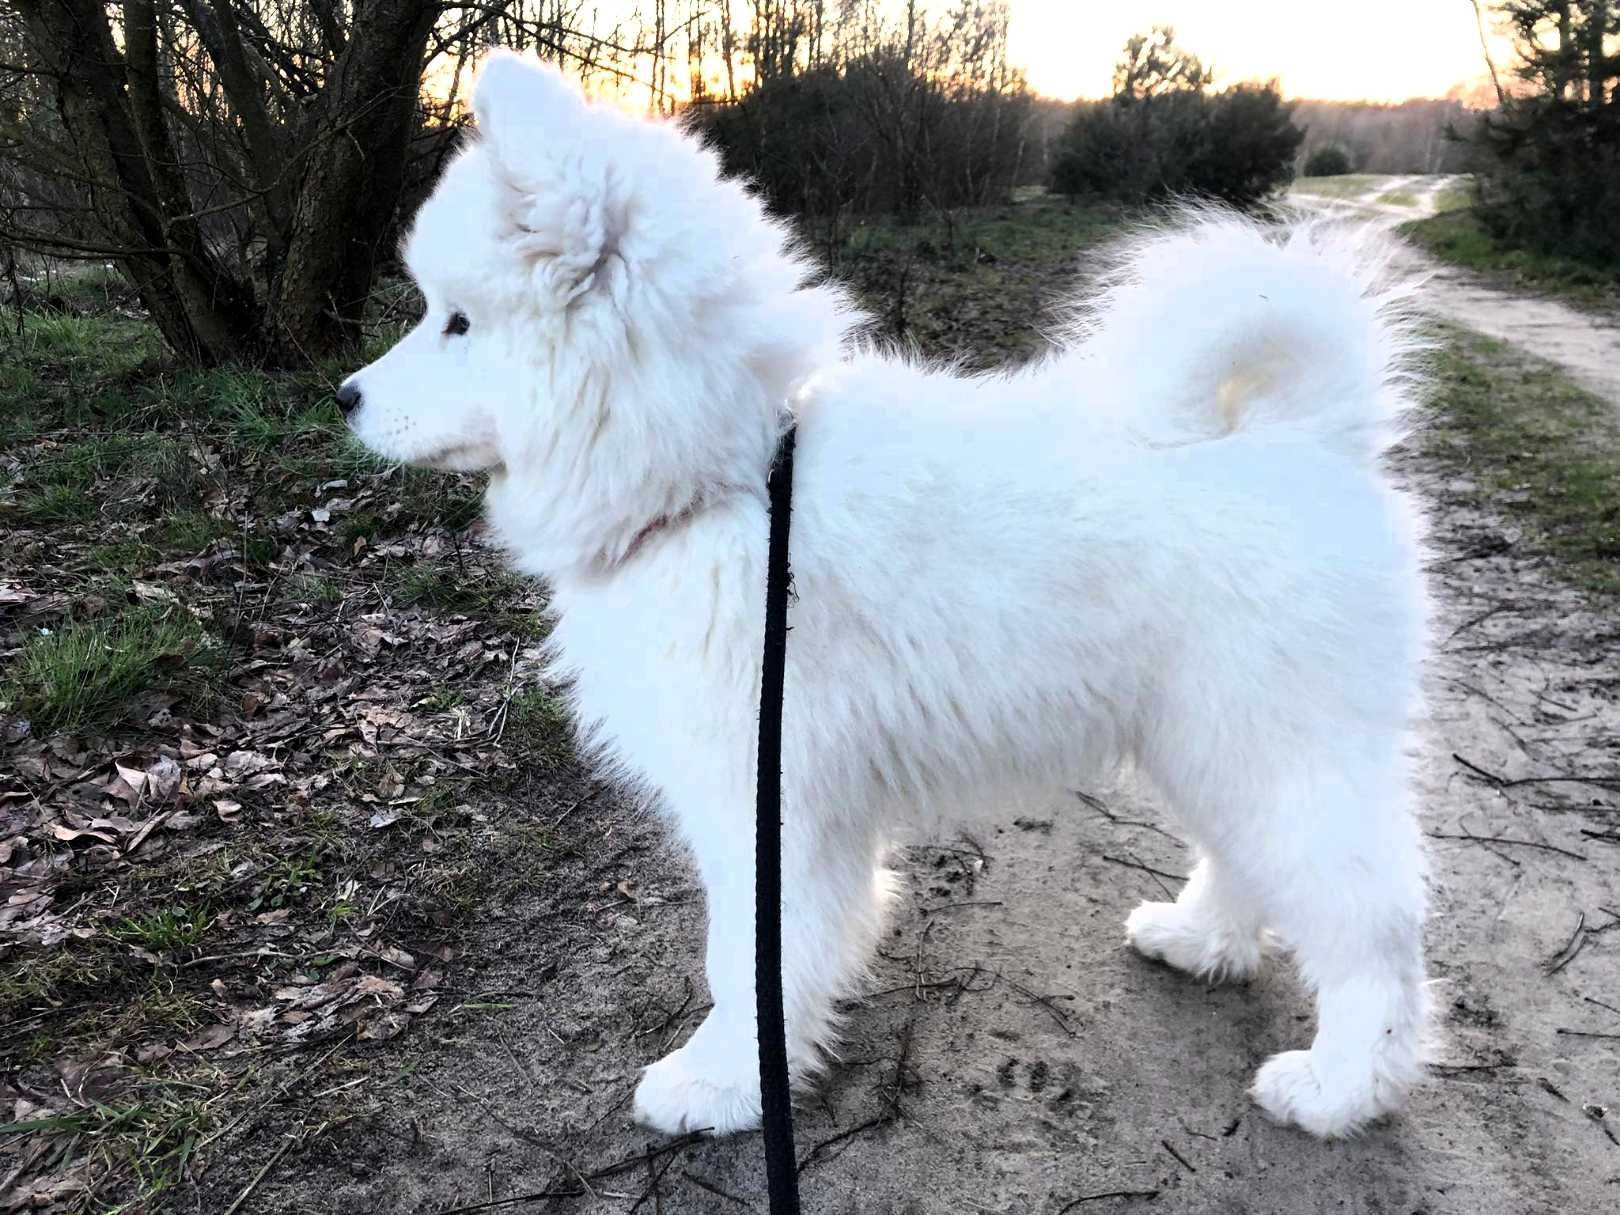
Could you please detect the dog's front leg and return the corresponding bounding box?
[634,811,892,1136]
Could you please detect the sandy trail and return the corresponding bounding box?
[278,463,1618,1215]
[212,186,1620,1214]
[1289,174,1620,405]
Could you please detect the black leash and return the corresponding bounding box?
[756,423,801,1215]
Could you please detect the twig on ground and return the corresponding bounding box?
[798,1019,914,1173]
[426,1135,707,1215]
[1443,605,1512,643]
[222,1133,294,1215]
[1058,1190,1160,1211]
[1001,974,1079,1037]
[1075,790,1185,845]
[681,1171,753,1208]
[1452,752,1620,791]
[1101,854,1184,895]
[1546,911,1587,974]
[1538,1077,1570,1102]
[1583,995,1620,1020]
[1160,1139,1197,1173]
[629,1139,677,1214]
[1427,831,1586,861]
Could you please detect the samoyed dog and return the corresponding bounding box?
[343,51,1430,1140]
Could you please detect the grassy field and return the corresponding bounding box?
[1402,208,1620,312]
[2,194,1618,1209]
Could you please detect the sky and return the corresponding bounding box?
[1005,0,1510,102]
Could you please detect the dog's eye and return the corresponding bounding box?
[444,311,470,337]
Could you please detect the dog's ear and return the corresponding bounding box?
[472,51,588,164]
[472,52,610,307]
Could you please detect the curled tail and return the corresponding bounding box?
[1071,209,1426,465]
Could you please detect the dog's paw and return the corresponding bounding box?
[1125,900,1261,983]
[633,1047,761,1136]
[1250,1050,1390,1138]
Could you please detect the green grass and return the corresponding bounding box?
[832,194,1130,367]
[157,509,231,554]
[1429,326,1620,595]
[0,603,223,735]
[1402,208,1620,312]
[1432,180,1473,214]
[389,561,525,612]
[0,312,159,421]
[503,686,576,768]
[0,1095,214,1211]
[17,434,200,523]
[290,571,345,605]
[108,907,214,953]
[839,194,1127,265]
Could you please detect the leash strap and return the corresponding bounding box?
[756,424,801,1214]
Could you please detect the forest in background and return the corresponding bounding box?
[3,0,1611,370]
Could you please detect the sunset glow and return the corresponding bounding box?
[1006,0,1513,102]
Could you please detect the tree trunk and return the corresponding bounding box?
[267,0,436,362]
[14,0,260,364]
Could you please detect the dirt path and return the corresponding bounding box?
[197,212,1620,1212]
[1289,174,1620,406]
[232,444,1619,1215]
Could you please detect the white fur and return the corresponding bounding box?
[345,52,1432,1140]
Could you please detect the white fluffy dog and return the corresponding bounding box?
[344,52,1431,1141]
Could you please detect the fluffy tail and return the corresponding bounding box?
[1070,209,1425,465]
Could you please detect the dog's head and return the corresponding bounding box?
[342,52,851,571]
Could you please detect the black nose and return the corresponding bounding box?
[336,382,362,418]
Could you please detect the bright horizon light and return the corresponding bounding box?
[1007,0,1513,103]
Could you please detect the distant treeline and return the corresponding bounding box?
[1015,97,1483,195]
[1293,100,1478,175]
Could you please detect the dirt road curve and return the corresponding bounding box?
[242,184,1620,1214]
[1288,174,1620,406]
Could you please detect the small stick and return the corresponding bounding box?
[1059,1191,1160,1211]
[1101,854,1184,884]
[1583,995,1620,1020]
[222,1135,293,1215]
[1426,832,1586,861]
[1160,1139,1197,1174]
[681,1171,753,1208]
[1546,912,1586,974]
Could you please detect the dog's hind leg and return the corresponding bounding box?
[1225,755,1428,1138]
[1247,773,1428,1137]
[633,814,892,1136]
[1125,854,1265,983]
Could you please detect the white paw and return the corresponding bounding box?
[1250,1050,1391,1138]
[1125,900,1260,983]
[633,1046,761,1136]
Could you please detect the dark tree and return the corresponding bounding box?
[1470,0,1620,263]
[1051,28,1303,209]
[1304,145,1355,176]
[0,1,648,366]
[694,1,1031,218]
[5,0,439,365]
